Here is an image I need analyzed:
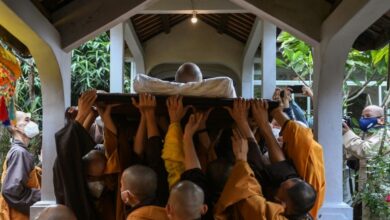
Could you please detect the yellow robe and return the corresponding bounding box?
[0,160,41,220]
[162,122,185,188]
[214,161,287,220]
[281,121,326,218]
[126,206,169,220]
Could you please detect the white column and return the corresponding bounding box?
[124,21,145,75]
[261,20,276,99]
[313,44,352,219]
[313,0,390,219]
[241,18,262,98]
[61,55,71,108]
[110,23,124,93]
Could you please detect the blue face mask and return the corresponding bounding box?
[359,117,378,132]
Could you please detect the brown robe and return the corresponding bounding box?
[0,162,41,220]
[214,161,287,220]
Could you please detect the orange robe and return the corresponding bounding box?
[0,161,41,220]
[126,206,169,220]
[281,121,326,218]
[214,161,287,220]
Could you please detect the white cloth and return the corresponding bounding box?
[133,74,237,98]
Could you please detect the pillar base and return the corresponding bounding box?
[30,200,56,220]
[318,202,353,220]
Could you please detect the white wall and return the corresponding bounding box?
[144,19,244,78]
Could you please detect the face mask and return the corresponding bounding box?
[121,190,138,207]
[87,181,105,198]
[359,117,378,132]
[24,121,40,138]
[95,116,104,128]
[272,128,281,138]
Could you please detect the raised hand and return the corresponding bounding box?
[231,128,248,162]
[75,89,97,124]
[302,86,313,98]
[184,113,205,139]
[132,93,157,114]
[281,88,292,108]
[196,107,214,131]
[224,98,250,123]
[251,99,272,134]
[272,87,282,101]
[166,95,192,124]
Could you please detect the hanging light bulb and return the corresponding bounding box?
[191,11,198,24]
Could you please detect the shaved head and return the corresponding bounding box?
[175,62,203,83]
[121,165,157,201]
[82,150,107,177]
[34,204,76,220]
[363,105,384,118]
[168,181,206,219]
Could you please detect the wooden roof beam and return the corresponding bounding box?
[51,0,156,52]
[230,0,332,46]
[218,14,229,34]
[160,15,170,34]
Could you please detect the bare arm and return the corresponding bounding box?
[97,104,118,135]
[134,113,146,156]
[183,113,204,170]
[75,90,97,126]
[224,98,255,140]
[251,100,286,163]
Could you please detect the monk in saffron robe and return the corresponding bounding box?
[214,128,288,220]
[120,165,168,220]
[251,99,325,218]
[216,99,318,219]
[166,113,209,219]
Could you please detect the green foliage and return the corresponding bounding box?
[357,151,390,217]
[277,32,313,78]
[71,32,111,104]
[71,32,133,104]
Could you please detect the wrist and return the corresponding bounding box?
[236,158,247,162]
[75,113,88,124]
[183,134,193,141]
[196,128,208,134]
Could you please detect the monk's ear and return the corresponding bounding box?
[166,204,173,218]
[200,204,208,215]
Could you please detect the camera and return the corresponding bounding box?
[343,116,352,127]
[280,85,303,98]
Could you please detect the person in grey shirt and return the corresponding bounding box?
[0,111,41,218]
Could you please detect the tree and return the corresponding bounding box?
[71,32,111,105]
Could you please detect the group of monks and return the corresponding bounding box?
[45,63,325,220]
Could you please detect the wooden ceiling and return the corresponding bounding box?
[0,0,388,58]
[131,13,256,44]
[353,11,390,51]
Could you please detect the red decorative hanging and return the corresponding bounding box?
[0,96,8,121]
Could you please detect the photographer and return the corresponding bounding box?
[342,105,390,219]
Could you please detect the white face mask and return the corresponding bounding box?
[272,128,281,138]
[95,116,104,128]
[87,181,105,198]
[24,121,40,139]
